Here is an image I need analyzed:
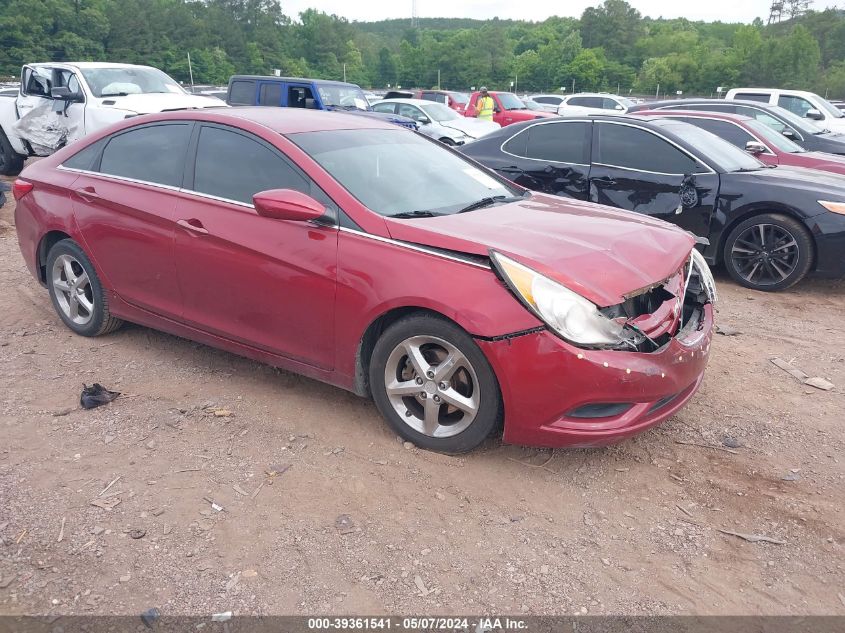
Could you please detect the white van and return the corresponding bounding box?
[724,88,845,133]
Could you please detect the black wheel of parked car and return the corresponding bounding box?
[46,239,124,336]
[0,128,25,177]
[439,137,456,146]
[723,213,814,291]
[369,313,503,454]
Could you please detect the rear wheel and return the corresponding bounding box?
[46,239,123,336]
[0,128,25,177]
[438,137,456,146]
[369,314,502,454]
[723,213,813,291]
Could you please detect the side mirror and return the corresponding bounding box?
[415,115,430,124]
[805,108,824,121]
[253,189,325,221]
[614,104,624,110]
[745,141,767,155]
[51,86,83,102]
[782,129,797,139]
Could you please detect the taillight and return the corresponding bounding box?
[12,179,33,200]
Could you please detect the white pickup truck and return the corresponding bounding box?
[0,62,224,176]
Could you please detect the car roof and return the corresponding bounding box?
[565,92,623,98]
[635,109,754,123]
[730,87,814,97]
[29,62,160,70]
[154,107,398,134]
[229,75,358,88]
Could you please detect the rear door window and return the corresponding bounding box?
[228,80,255,105]
[522,121,589,163]
[594,123,702,174]
[23,67,52,97]
[192,125,310,205]
[258,82,282,106]
[568,96,603,108]
[99,123,192,187]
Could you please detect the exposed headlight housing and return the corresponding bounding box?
[490,251,628,347]
[688,248,718,307]
[818,200,845,215]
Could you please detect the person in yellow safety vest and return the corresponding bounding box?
[476,87,495,121]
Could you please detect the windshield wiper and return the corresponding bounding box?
[388,210,444,219]
[456,195,523,214]
[101,92,131,97]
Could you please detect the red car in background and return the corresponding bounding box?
[635,110,845,175]
[415,89,470,115]
[13,108,714,453]
[466,91,555,126]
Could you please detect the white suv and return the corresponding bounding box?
[556,93,635,116]
[725,88,845,133]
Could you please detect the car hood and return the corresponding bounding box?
[384,193,694,307]
[439,118,500,138]
[94,92,225,113]
[729,165,845,210]
[799,151,845,174]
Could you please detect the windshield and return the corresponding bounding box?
[657,120,765,173]
[816,96,845,119]
[497,92,526,110]
[317,84,369,110]
[81,67,184,98]
[292,129,519,217]
[421,102,460,122]
[522,99,542,110]
[746,119,806,153]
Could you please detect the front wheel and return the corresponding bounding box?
[0,128,25,177]
[46,239,124,336]
[369,314,502,454]
[723,213,813,291]
[438,137,456,146]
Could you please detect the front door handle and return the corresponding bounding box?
[177,218,209,235]
[592,177,617,186]
[74,186,101,202]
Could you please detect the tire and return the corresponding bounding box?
[438,137,456,146]
[369,314,502,454]
[0,127,25,177]
[723,213,814,292]
[46,239,123,336]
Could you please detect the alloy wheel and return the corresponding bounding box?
[383,335,480,438]
[730,223,800,287]
[51,254,95,326]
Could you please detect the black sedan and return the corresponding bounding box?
[628,98,845,155]
[459,115,845,291]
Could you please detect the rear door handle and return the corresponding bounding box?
[592,177,617,186]
[74,186,101,202]
[176,218,209,235]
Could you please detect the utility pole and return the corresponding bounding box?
[437,68,440,90]
[571,78,575,94]
[655,83,660,100]
[187,52,194,90]
[343,63,347,83]
[514,72,518,93]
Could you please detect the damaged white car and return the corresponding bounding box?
[0,62,225,176]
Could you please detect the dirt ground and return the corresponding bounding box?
[0,174,843,618]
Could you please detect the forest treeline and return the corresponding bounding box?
[2,0,845,97]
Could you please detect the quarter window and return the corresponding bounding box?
[228,80,255,105]
[192,126,310,205]
[99,124,191,187]
[595,123,702,174]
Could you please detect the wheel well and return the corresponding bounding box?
[354,307,457,397]
[37,231,72,284]
[716,208,815,268]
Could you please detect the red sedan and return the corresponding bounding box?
[635,109,845,175]
[13,108,715,453]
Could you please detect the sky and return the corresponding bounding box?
[280,0,781,24]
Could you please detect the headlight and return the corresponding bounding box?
[689,248,717,306]
[490,251,627,347]
[818,200,845,215]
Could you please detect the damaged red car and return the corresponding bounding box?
[13,108,716,453]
